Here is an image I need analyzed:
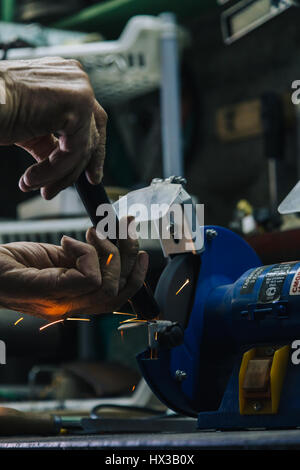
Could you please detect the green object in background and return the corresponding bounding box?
[1,0,15,22]
[96,314,122,359]
[54,0,217,38]
[105,115,137,187]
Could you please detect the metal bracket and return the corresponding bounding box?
[151,176,204,257]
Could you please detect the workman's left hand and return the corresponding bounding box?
[0,57,107,200]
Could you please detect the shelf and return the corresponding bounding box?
[53,0,217,38]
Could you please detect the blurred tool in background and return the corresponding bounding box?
[10,0,87,24]
[229,199,257,235]
[260,91,285,217]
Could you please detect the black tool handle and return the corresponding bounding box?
[75,172,116,234]
[74,172,160,320]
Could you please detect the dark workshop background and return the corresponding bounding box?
[183,7,300,226]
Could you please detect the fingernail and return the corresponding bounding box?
[88,227,98,240]
[19,177,37,192]
[61,235,69,246]
[18,178,28,192]
[24,173,36,187]
[138,252,148,270]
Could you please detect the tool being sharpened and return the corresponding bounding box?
[74,172,160,320]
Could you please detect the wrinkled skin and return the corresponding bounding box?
[0,57,107,200]
[0,226,148,321]
[0,58,148,319]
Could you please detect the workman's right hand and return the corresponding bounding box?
[0,224,148,321]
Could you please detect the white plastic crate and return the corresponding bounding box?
[0,217,90,245]
[5,15,187,104]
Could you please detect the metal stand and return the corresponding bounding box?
[160,12,183,178]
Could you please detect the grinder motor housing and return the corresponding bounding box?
[137,224,300,429]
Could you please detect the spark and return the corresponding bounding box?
[106,253,113,266]
[120,330,124,341]
[132,385,136,392]
[14,317,23,326]
[150,349,158,360]
[119,318,138,324]
[175,278,190,296]
[113,311,136,317]
[119,318,147,324]
[66,318,91,322]
[39,319,64,331]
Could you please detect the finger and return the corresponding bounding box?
[118,217,139,291]
[18,176,36,193]
[40,161,87,200]
[16,134,59,163]
[19,102,95,192]
[40,103,106,194]
[58,107,91,174]
[21,144,89,193]
[86,227,121,297]
[18,135,59,192]
[25,236,103,298]
[85,101,107,185]
[67,250,149,316]
[61,235,102,289]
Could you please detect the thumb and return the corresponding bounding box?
[61,235,102,289]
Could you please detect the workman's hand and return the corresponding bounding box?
[0,57,107,199]
[0,227,148,320]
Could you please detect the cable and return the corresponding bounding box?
[90,403,169,420]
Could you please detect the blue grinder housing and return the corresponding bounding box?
[137,225,300,428]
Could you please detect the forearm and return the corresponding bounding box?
[0,66,7,133]
[0,69,6,105]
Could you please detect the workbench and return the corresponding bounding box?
[0,429,300,450]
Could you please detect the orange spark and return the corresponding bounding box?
[132,385,136,392]
[175,278,190,296]
[106,253,113,266]
[119,318,147,324]
[119,318,138,324]
[113,311,136,317]
[40,319,64,331]
[120,330,124,342]
[66,318,90,322]
[14,317,23,326]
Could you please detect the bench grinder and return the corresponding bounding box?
[121,177,300,430]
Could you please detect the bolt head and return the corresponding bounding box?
[252,402,262,412]
[175,370,187,382]
[264,347,275,356]
[206,229,218,240]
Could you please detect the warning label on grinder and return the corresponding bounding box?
[289,267,300,295]
[240,266,266,295]
[258,262,296,303]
